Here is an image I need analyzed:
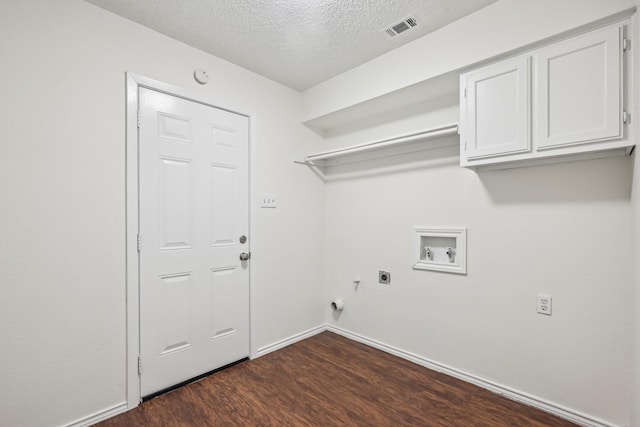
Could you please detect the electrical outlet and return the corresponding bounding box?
[260,193,277,208]
[378,271,391,284]
[536,294,552,316]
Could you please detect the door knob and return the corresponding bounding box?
[239,252,251,261]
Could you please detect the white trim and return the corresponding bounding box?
[125,73,140,410]
[126,73,255,119]
[92,322,618,427]
[248,115,258,360]
[255,325,327,358]
[326,325,618,427]
[125,72,257,407]
[63,402,128,427]
[412,226,467,274]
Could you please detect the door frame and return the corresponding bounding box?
[125,72,257,408]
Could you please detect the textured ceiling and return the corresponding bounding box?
[86,0,498,91]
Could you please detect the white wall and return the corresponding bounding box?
[317,1,636,425]
[631,2,640,426]
[303,0,636,122]
[1,0,637,425]
[324,135,633,426]
[632,152,640,426]
[0,1,325,426]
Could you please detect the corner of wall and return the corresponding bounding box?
[631,151,640,426]
[630,4,640,425]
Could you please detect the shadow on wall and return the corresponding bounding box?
[476,156,632,205]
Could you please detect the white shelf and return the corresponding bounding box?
[302,73,459,134]
[299,123,459,167]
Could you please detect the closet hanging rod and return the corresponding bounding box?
[303,123,458,163]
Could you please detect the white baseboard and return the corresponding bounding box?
[254,324,327,358]
[72,325,618,427]
[66,325,326,426]
[326,325,618,427]
[64,401,128,427]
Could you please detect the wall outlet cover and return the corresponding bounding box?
[536,294,552,315]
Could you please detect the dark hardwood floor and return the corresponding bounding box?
[99,332,576,426]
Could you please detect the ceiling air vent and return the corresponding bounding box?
[383,16,417,38]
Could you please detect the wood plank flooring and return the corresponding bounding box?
[99,332,577,426]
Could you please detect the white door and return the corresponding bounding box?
[138,87,250,397]
[534,24,621,150]
[461,55,531,160]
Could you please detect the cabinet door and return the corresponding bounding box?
[534,25,621,150]
[462,56,530,160]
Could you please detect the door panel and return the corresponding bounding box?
[210,267,237,338]
[534,25,621,149]
[463,55,530,160]
[138,88,250,397]
[210,164,236,246]
[158,272,193,355]
[159,157,192,250]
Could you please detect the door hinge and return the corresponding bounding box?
[463,87,467,99]
[623,111,630,124]
[137,110,141,128]
[137,234,141,252]
[623,38,631,52]
[138,356,142,375]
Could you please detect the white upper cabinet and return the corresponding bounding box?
[534,25,621,149]
[460,21,631,169]
[462,56,530,160]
